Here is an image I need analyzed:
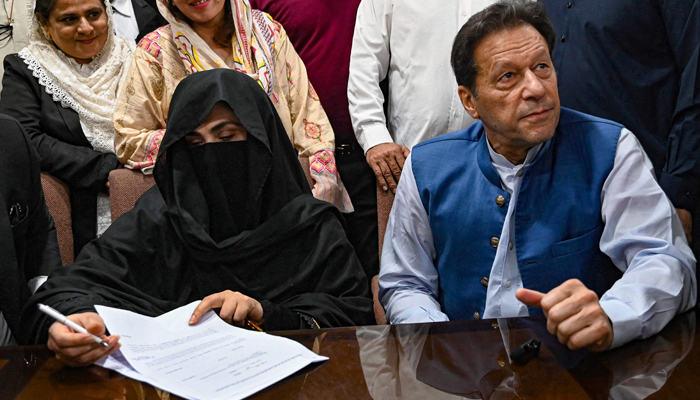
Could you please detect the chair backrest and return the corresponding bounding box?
[109,169,156,222]
[40,173,73,265]
[109,157,314,222]
[298,156,315,189]
[373,187,395,325]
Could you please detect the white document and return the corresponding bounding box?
[95,302,328,400]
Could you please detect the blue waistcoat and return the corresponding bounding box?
[411,108,624,320]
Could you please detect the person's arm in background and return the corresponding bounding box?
[273,19,353,212]
[657,0,700,243]
[10,117,62,284]
[113,40,175,174]
[0,115,61,347]
[0,55,119,192]
[379,155,449,324]
[347,0,409,194]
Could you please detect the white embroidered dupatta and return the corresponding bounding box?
[18,0,134,153]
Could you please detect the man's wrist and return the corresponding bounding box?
[598,299,642,349]
[356,122,394,153]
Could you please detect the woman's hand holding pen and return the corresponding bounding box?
[48,312,121,367]
[190,290,264,329]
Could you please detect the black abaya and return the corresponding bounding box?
[20,70,374,344]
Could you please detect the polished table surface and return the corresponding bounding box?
[2,310,699,400]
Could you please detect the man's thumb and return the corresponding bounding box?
[515,288,544,308]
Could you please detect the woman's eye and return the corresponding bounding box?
[219,129,243,141]
[185,136,202,147]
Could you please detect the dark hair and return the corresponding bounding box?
[168,0,236,49]
[34,0,59,21]
[35,0,106,23]
[450,0,556,96]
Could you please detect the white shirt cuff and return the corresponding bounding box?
[392,306,449,324]
[356,122,394,154]
[600,298,643,349]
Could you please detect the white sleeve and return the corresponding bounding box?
[378,155,449,323]
[599,128,697,348]
[347,0,395,153]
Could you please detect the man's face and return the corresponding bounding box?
[459,25,560,155]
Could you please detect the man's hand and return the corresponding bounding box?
[47,312,121,367]
[677,208,692,244]
[366,143,411,193]
[190,290,264,327]
[516,279,613,352]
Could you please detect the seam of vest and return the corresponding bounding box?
[558,112,625,130]
[413,136,478,150]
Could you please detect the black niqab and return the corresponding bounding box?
[154,69,311,257]
[190,141,249,242]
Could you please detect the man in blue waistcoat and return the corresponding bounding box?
[379,0,697,351]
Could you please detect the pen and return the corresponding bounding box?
[244,319,263,332]
[37,303,110,347]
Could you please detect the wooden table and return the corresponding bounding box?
[2,310,699,399]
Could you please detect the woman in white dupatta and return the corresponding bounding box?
[0,0,134,256]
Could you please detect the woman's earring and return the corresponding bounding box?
[45,32,51,41]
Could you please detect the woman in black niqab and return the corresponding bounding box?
[156,68,311,247]
[20,70,374,356]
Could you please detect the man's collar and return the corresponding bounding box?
[110,0,132,17]
[486,136,544,169]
